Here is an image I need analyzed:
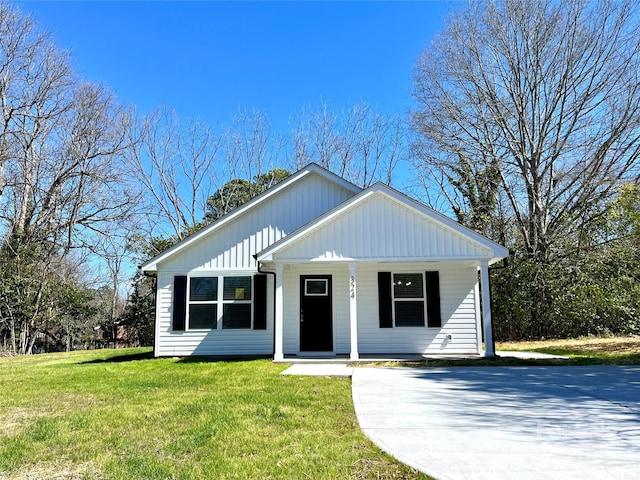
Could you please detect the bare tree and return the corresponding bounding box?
[1,80,136,251]
[0,3,71,220]
[128,107,221,244]
[89,221,134,341]
[225,108,284,186]
[129,107,285,256]
[411,0,640,264]
[0,3,136,248]
[290,100,406,187]
[0,2,138,354]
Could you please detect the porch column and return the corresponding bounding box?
[480,260,495,357]
[473,269,482,355]
[349,262,359,361]
[274,263,284,361]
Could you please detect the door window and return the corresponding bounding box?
[305,279,328,296]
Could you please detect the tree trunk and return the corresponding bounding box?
[18,324,28,355]
[9,316,16,354]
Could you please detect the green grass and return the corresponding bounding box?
[496,336,640,365]
[0,349,427,480]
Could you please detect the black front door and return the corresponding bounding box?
[299,275,333,352]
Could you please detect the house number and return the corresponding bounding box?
[350,276,356,299]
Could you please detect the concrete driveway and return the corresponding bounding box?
[352,366,640,480]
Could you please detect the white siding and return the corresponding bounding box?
[153,172,358,357]
[156,261,481,357]
[272,194,494,262]
[154,271,274,357]
[282,264,351,355]
[355,262,480,355]
[159,172,357,273]
[277,261,481,356]
[151,168,495,357]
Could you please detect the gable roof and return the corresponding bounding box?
[256,182,509,265]
[140,163,361,272]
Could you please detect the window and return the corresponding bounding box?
[174,274,267,332]
[378,271,441,328]
[185,275,254,330]
[188,277,218,329]
[222,276,252,329]
[305,279,328,296]
[393,273,425,327]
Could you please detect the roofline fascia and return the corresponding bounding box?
[257,256,507,266]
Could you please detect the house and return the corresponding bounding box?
[140,163,509,360]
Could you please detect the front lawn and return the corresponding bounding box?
[0,349,426,479]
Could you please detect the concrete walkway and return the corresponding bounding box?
[352,366,640,480]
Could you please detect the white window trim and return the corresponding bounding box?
[392,272,427,327]
[187,276,219,331]
[304,278,329,296]
[186,275,254,330]
[221,276,254,330]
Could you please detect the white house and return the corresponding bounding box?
[140,163,509,360]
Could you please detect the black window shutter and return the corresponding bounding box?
[173,275,187,331]
[253,274,267,330]
[425,271,441,328]
[378,272,393,328]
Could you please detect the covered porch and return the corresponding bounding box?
[255,183,508,361]
[261,259,497,361]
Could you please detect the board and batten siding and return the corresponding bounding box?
[271,193,494,263]
[154,271,274,357]
[159,172,358,272]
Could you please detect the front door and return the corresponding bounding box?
[299,275,333,352]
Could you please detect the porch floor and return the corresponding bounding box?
[276,354,433,364]
[279,350,567,376]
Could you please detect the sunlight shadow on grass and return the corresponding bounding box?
[175,355,271,364]
[79,351,154,364]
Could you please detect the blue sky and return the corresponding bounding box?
[16,1,451,133]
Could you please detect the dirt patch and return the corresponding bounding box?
[353,457,426,479]
[0,393,101,437]
[0,461,104,480]
[0,408,41,437]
